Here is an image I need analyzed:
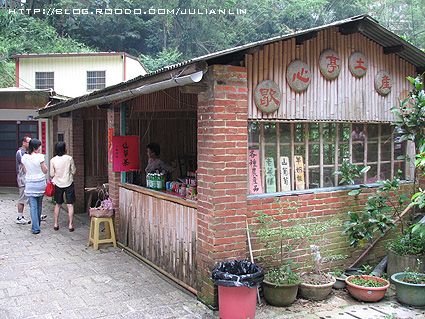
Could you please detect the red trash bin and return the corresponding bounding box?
[218,285,258,319]
[211,260,264,319]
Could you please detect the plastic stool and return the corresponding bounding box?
[87,217,117,250]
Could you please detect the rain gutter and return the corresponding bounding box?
[37,70,204,118]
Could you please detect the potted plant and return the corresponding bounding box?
[345,265,390,302]
[262,262,301,307]
[254,199,340,304]
[391,261,425,307]
[328,268,348,289]
[387,228,425,277]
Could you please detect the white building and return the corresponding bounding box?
[12,52,147,98]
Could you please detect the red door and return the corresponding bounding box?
[0,121,38,187]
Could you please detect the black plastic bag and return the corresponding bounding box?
[211,259,264,289]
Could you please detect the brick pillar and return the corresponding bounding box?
[71,110,85,213]
[107,107,122,232]
[197,65,249,307]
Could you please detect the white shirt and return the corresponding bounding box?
[50,154,76,188]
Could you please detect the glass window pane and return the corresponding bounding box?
[381,124,392,162]
[324,167,335,187]
[309,168,320,189]
[0,124,16,132]
[323,144,335,165]
[264,123,276,144]
[294,123,306,143]
[352,124,365,163]
[367,164,378,183]
[309,123,319,141]
[381,163,392,181]
[0,132,16,139]
[323,123,336,142]
[367,124,379,162]
[279,123,291,144]
[248,122,261,148]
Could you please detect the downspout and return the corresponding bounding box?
[15,59,19,87]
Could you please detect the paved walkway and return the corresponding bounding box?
[0,187,424,319]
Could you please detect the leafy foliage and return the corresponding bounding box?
[254,198,340,278]
[0,9,94,87]
[140,47,183,72]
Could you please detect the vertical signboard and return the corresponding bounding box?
[265,157,276,193]
[41,121,46,154]
[280,156,291,191]
[112,135,140,172]
[248,149,263,194]
[294,155,305,190]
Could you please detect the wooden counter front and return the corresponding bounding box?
[118,182,198,291]
[118,183,197,208]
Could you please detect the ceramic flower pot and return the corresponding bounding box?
[299,274,336,301]
[391,272,425,307]
[346,275,390,302]
[262,280,300,307]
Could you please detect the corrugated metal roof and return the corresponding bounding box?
[38,14,425,117]
[12,51,141,61]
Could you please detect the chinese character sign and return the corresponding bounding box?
[112,135,140,172]
[41,121,46,154]
[254,80,282,114]
[349,51,368,78]
[280,156,291,191]
[286,59,311,92]
[375,70,392,95]
[294,155,305,190]
[248,149,263,194]
[108,128,114,163]
[265,157,276,193]
[319,49,341,80]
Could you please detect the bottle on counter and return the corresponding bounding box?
[181,184,187,197]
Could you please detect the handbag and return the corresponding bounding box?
[45,180,55,197]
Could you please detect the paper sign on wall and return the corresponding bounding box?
[248,149,263,194]
[112,135,140,172]
[294,155,305,190]
[280,156,291,191]
[265,157,276,193]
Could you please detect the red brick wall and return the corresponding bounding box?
[197,65,249,307]
[107,107,122,233]
[247,183,413,273]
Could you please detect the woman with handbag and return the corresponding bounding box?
[21,139,48,234]
[50,142,76,232]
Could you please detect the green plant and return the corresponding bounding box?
[347,275,387,287]
[334,160,370,195]
[401,260,425,284]
[341,178,408,247]
[265,261,300,285]
[389,230,425,256]
[254,198,340,277]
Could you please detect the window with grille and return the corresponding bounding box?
[87,71,106,90]
[248,122,408,194]
[35,72,54,90]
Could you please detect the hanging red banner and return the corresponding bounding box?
[108,128,114,163]
[41,122,46,154]
[112,135,140,172]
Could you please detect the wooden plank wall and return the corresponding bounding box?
[83,107,108,187]
[119,187,198,289]
[126,87,198,179]
[248,27,416,122]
